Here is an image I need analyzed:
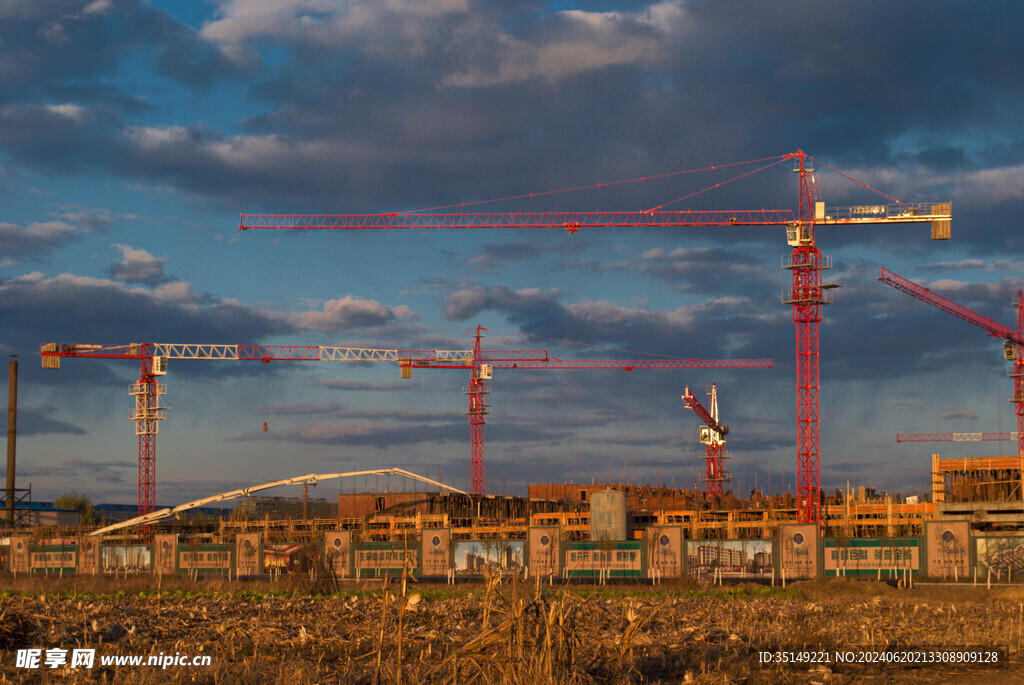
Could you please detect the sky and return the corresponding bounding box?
[2,0,1024,507]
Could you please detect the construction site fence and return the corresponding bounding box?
[3,521,1021,583]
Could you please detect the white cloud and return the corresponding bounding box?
[203,0,681,86]
[82,0,113,16]
[44,103,86,120]
[953,165,1024,205]
[289,295,416,332]
[109,243,167,285]
[126,125,193,150]
[154,280,201,304]
[202,0,471,59]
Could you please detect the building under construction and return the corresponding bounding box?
[204,452,1024,545]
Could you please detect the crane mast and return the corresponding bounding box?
[239,150,951,523]
[466,327,489,495]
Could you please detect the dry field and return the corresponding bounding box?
[0,573,1022,684]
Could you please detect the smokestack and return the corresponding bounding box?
[6,357,16,526]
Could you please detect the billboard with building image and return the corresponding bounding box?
[686,539,772,580]
[975,534,1024,582]
[453,539,523,577]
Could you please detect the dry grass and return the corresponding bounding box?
[0,574,1022,683]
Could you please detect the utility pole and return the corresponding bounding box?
[6,357,17,526]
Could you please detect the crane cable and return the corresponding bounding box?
[395,155,792,214]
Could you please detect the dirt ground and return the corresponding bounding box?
[0,574,1021,683]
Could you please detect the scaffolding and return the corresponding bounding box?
[932,453,1024,504]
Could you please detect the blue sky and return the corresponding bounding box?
[3,0,1024,506]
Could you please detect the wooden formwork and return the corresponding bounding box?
[932,453,1024,504]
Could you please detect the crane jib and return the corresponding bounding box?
[238,204,950,231]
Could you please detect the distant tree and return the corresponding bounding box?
[54,491,98,527]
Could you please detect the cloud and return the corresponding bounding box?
[0,402,86,436]
[202,0,474,61]
[0,271,290,354]
[289,295,417,333]
[1,1,1023,215]
[465,242,562,272]
[0,0,247,101]
[443,6,679,87]
[108,243,167,285]
[52,205,121,233]
[0,220,80,263]
[232,420,463,447]
[0,457,135,487]
[442,283,779,359]
[317,378,412,391]
[940,409,979,422]
[631,246,775,294]
[445,285,562,322]
[153,280,203,304]
[917,259,1019,273]
[263,403,456,423]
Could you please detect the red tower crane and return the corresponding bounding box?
[42,336,772,510]
[682,382,730,495]
[239,150,951,523]
[879,268,1024,457]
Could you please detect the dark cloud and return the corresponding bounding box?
[0,271,290,368]
[1,402,86,436]
[3,1,1023,502]
[231,420,463,448]
[1,1,1021,214]
[264,403,458,423]
[941,409,979,422]
[316,379,413,391]
[0,220,80,262]
[0,0,247,102]
[442,283,783,361]
[466,242,563,272]
[0,457,135,486]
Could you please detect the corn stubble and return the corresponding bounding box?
[0,574,1021,684]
